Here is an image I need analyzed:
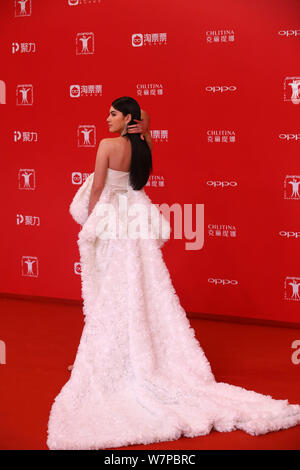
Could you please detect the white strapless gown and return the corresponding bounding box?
[47,168,300,450]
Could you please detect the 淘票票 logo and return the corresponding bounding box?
[132,33,167,47]
[74,262,81,275]
[71,172,91,185]
[150,130,168,142]
[70,84,102,97]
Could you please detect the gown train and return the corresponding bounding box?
[47,168,300,450]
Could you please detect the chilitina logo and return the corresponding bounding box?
[0,80,6,104]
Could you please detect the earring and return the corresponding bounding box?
[121,122,128,136]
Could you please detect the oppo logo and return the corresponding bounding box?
[279,231,300,238]
[278,30,300,37]
[208,278,238,285]
[206,86,237,93]
[207,180,238,188]
[279,134,300,141]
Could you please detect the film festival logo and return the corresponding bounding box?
[16,84,33,105]
[14,0,31,17]
[77,125,96,147]
[22,256,38,277]
[285,277,300,301]
[0,80,6,104]
[18,169,35,190]
[284,175,300,199]
[284,77,300,105]
[76,33,95,55]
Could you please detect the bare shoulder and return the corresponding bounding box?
[98,137,114,145]
[97,137,128,156]
[106,136,130,146]
[101,137,125,143]
[97,138,118,149]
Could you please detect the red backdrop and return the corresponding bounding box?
[1,0,300,325]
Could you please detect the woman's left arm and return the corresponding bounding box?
[88,139,109,216]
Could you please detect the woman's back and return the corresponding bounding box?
[108,136,132,173]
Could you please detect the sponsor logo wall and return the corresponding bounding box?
[1,0,300,324]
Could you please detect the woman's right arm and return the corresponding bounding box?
[141,109,153,151]
[127,109,153,151]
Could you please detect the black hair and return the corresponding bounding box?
[111,96,152,190]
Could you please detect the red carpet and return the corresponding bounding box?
[0,297,299,450]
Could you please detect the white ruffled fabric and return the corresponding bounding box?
[47,169,300,450]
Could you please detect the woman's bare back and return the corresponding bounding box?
[107,137,132,172]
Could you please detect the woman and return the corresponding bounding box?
[66,103,152,372]
[47,96,300,450]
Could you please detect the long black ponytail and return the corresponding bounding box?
[111,96,152,190]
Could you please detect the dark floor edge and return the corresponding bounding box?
[1,292,299,329]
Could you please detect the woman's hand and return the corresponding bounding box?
[127,119,148,140]
[127,109,151,141]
